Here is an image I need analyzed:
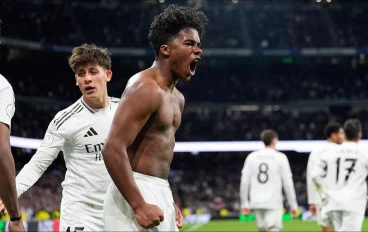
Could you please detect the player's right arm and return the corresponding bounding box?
[311,154,328,200]
[306,150,320,214]
[239,155,251,214]
[102,80,164,229]
[15,113,67,197]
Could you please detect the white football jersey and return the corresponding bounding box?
[240,148,298,210]
[312,141,368,214]
[0,74,15,130]
[307,142,338,205]
[16,97,120,208]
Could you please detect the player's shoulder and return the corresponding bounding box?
[173,87,184,96]
[124,70,167,106]
[109,96,120,112]
[344,142,367,154]
[174,87,184,100]
[244,150,258,162]
[247,150,260,157]
[272,150,289,162]
[0,74,12,91]
[126,71,162,92]
[276,150,288,158]
[109,96,120,104]
[248,149,283,158]
[57,99,83,116]
[338,142,361,152]
[312,142,337,155]
[356,144,368,161]
[49,99,84,131]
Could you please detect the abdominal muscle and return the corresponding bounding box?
[127,130,175,180]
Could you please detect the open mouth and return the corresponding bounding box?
[190,58,200,74]
[84,86,95,92]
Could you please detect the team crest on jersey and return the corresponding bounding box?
[41,133,54,147]
[6,104,15,118]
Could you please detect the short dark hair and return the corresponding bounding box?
[68,44,111,72]
[261,129,278,146]
[343,119,362,140]
[148,4,209,57]
[324,122,342,138]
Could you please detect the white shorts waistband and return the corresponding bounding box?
[133,172,170,188]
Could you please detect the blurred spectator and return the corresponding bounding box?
[3,54,368,104]
[2,0,368,49]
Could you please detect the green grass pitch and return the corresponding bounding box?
[180,219,368,231]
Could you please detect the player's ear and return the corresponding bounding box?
[105,70,112,82]
[160,45,170,56]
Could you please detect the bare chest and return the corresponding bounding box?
[154,95,182,130]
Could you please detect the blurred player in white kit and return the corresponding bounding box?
[0,74,26,232]
[240,129,298,232]
[0,44,119,231]
[306,122,345,232]
[312,119,368,232]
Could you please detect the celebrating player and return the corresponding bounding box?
[102,4,209,231]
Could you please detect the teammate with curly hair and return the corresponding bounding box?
[102,4,209,231]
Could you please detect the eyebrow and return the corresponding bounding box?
[77,67,97,72]
[184,39,201,47]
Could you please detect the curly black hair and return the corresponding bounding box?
[148,4,209,57]
[324,122,342,138]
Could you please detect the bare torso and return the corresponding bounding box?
[126,69,184,179]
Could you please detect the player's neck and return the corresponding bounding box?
[151,60,178,91]
[346,139,359,143]
[82,94,109,109]
[265,145,276,150]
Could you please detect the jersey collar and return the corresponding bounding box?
[80,97,110,115]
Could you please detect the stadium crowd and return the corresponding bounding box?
[3,0,368,222]
[9,99,368,142]
[2,0,368,48]
[3,55,368,104]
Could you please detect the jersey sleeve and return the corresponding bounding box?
[280,154,298,210]
[361,148,368,200]
[306,150,321,204]
[16,112,69,197]
[240,156,251,208]
[310,153,327,201]
[0,84,15,130]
